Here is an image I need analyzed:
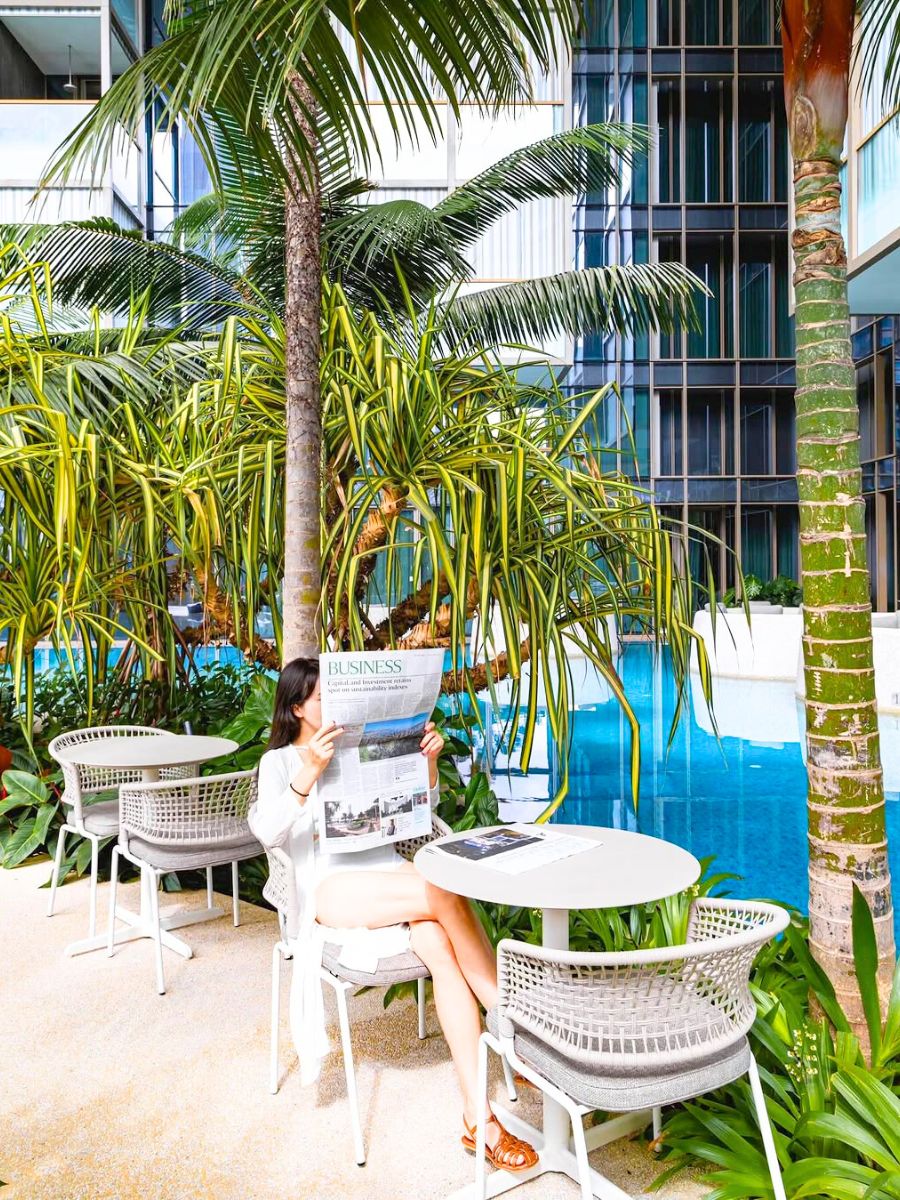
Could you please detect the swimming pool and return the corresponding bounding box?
[521,644,899,922]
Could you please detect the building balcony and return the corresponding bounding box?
[0,100,141,226]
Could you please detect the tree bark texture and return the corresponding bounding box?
[782,0,895,1027]
[282,76,322,663]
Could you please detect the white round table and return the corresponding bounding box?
[57,732,239,959]
[415,825,701,1200]
[53,733,238,784]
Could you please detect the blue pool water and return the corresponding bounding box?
[527,645,900,921]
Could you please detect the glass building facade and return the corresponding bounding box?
[573,0,799,596]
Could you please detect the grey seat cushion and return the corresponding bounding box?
[486,1008,750,1111]
[126,834,263,870]
[71,800,120,836]
[322,942,429,986]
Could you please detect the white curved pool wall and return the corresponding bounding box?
[691,607,803,682]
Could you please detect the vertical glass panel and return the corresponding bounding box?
[658,390,683,474]
[741,507,773,579]
[878,350,895,457]
[688,508,726,591]
[687,237,733,358]
[655,0,679,45]
[739,0,772,44]
[584,0,615,46]
[775,393,797,473]
[776,507,799,578]
[740,261,770,356]
[620,75,649,201]
[685,80,731,202]
[775,242,794,357]
[886,497,896,610]
[655,79,681,202]
[739,79,771,201]
[858,360,876,461]
[656,235,683,359]
[741,393,772,473]
[866,495,878,606]
[858,115,900,253]
[112,0,139,46]
[687,391,729,474]
[620,0,648,47]
[634,387,650,476]
[685,0,720,45]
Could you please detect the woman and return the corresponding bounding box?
[250,656,538,1173]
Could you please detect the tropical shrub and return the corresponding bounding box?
[657,888,900,1199]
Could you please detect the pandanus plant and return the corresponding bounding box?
[782,0,895,1032]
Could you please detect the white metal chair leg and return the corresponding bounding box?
[417,977,426,1039]
[335,982,366,1166]
[232,861,240,927]
[47,825,68,916]
[107,847,120,956]
[501,1054,518,1102]
[748,1056,787,1200]
[474,1035,490,1199]
[270,943,283,1094]
[652,1105,662,1140]
[148,869,166,995]
[88,835,99,938]
[570,1106,593,1200]
[206,866,214,907]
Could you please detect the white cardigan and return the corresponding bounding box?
[249,742,431,1084]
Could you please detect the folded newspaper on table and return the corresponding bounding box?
[316,648,445,853]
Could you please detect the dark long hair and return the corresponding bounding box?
[268,656,319,750]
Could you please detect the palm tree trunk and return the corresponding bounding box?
[782,0,895,1032]
[282,76,321,662]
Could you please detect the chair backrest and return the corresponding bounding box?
[118,770,257,849]
[263,813,451,942]
[263,845,301,941]
[48,725,188,823]
[496,898,789,1073]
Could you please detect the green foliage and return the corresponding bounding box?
[0,769,58,868]
[657,897,900,1199]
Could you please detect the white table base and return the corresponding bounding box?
[449,905,652,1200]
[63,765,224,958]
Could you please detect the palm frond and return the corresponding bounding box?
[438,261,706,350]
[0,220,265,328]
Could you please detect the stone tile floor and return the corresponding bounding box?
[1,859,712,1199]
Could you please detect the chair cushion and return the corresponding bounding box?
[322,942,429,986]
[126,834,263,870]
[73,800,120,837]
[486,1008,750,1111]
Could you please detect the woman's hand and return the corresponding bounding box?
[420,720,444,789]
[419,720,444,760]
[291,721,343,797]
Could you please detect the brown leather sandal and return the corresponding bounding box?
[461,1113,539,1173]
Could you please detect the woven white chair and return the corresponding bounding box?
[47,725,193,938]
[475,897,791,1200]
[265,813,455,1167]
[109,770,261,994]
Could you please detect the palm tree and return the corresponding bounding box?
[781,1,895,1029]
[38,3,705,664]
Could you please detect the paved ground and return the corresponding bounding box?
[1,859,712,1199]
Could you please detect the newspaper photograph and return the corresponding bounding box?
[316,648,445,853]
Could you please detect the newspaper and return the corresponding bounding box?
[315,649,445,853]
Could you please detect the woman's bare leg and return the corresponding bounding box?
[316,871,530,1163]
[316,865,497,1008]
[408,921,481,1120]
